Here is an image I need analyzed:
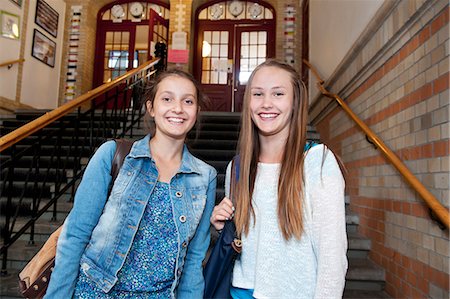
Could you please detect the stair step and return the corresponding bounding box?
[188,139,238,151]
[0,156,87,169]
[12,145,93,157]
[346,258,386,291]
[0,269,22,299]
[345,211,359,233]
[0,181,54,198]
[1,168,67,182]
[191,149,236,161]
[347,231,371,258]
[343,289,391,298]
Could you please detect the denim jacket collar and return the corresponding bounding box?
[127,134,201,175]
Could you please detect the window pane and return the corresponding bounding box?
[220,44,228,57]
[240,58,249,71]
[202,57,211,70]
[239,71,251,85]
[211,44,220,57]
[212,31,220,43]
[249,45,257,57]
[221,31,228,43]
[241,32,249,45]
[241,45,249,58]
[114,31,121,42]
[258,31,267,44]
[122,32,129,44]
[219,71,227,84]
[204,31,211,43]
[258,45,266,57]
[265,8,273,19]
[201,71,210,83]
[199,9,207,19]
[211,70,218,84]
[211,58,220,71]
[249,32,258,44]
[202,41,212,57]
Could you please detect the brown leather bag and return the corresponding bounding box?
[18,139,133,298]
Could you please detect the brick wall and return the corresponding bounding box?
[310,1,449,298]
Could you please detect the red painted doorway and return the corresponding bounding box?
[194,1,276,112]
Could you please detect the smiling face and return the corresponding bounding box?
[249,66,294,140]
[146,75,199,141]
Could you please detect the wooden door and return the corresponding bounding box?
[197,24,234,112]
[234,25,274,111]
[94,26,136,87]
[194,1,275,112]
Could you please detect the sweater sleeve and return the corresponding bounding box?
[305,145,348,299]
[224,161,232,198]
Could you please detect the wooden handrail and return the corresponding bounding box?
[0,58,159,152]
[0,58,25,68]
[304,59,449,229]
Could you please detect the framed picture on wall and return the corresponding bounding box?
[10,0,23,8]
[35,0,58,37]
[0,10,20,39]
[32,29,56,67]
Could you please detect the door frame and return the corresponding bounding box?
[93,0,170,88]
[193,1,276,112]
[93,24,137,88]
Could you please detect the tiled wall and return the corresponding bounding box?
[310,0,449,297]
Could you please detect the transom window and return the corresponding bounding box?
[198,1,273,21]
[101,2,168,21]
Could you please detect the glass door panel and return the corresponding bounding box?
[234,26,272,111]
[238,31,267,84]
[103,30,131,83]
[201,30,229,85]
[198,24,233,111]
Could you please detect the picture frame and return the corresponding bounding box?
[9,0,23,8]
[35,0,58,38]
[31,29,56,67]
[0,10,20,39]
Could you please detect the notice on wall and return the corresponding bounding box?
[172,31,187,50]
[168,49,189,64]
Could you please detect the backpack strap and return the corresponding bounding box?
[111,139,134,183]
[304,141,318,152]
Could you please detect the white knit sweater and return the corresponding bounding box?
[224,144,347,299]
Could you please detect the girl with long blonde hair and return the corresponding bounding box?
[211,60,348,298]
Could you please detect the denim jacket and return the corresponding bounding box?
[45,135,217,299]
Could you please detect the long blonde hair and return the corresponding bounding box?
[234,60,308,240]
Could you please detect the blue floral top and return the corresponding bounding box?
[73,181,177,298]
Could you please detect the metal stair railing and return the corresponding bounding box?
[304,59,449,230]
[0,58,161,274]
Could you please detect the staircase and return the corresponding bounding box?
[0,111,390,298]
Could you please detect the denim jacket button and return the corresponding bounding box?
[177,268,182,276]
[175,191,182,198]
[127,171,132,176]
[179,215,187,223]
[182,241,187,248]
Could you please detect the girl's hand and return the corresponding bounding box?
[210,197,234,231]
